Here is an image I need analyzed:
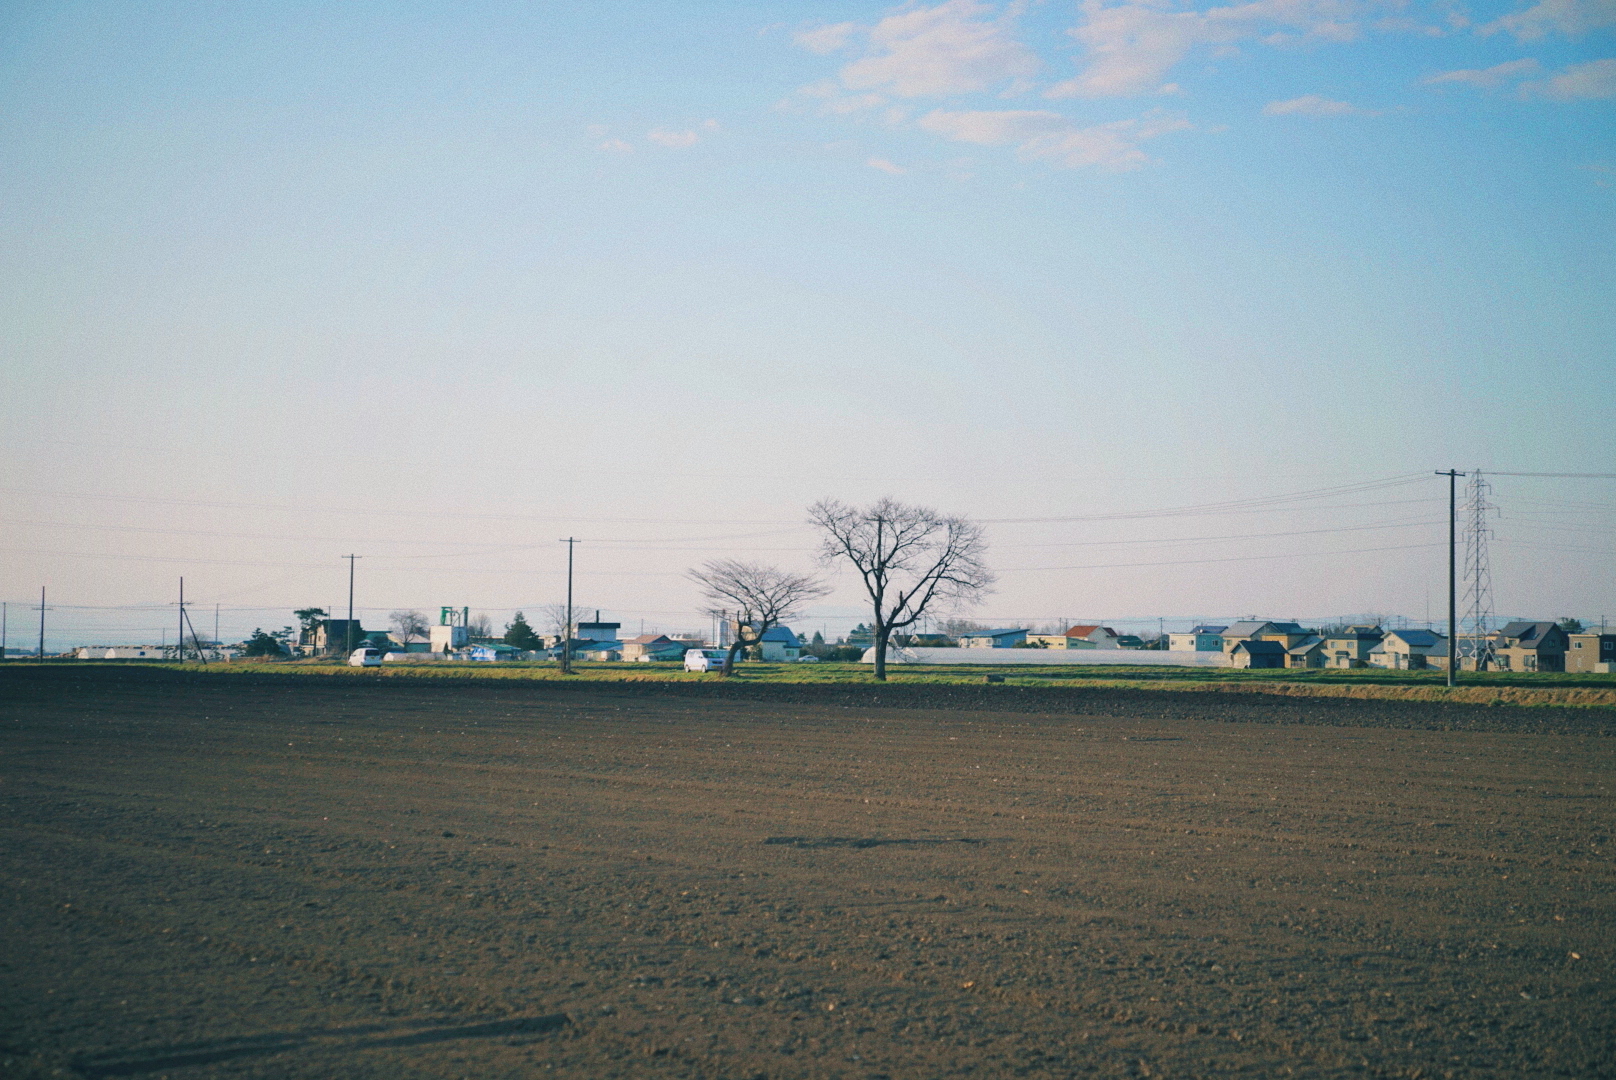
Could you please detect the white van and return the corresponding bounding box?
[683,648,730,673]
[348,647,383,667]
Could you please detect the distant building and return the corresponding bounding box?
[845,624,875,648]
[758,626,803,661]
[1168,625,1227,652]
[1494,621,1569,673]
[1566,632,1616,673]
[959,628,1029,648]
[1064,625,1120,649]
[622,634,685,662]
[1367,629,1447,670]
[429,624,469,653]
[1229,640,1287,668]
[577,615,620,642]
[1322,625,1383,668]
[299,619,367,656]
[1114,634,1148,650]
[1286,635,1327,668]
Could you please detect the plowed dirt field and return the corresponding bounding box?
[3,667,1613,1079]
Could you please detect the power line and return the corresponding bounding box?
[997,541,1444,573]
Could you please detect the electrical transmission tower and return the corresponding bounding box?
[1460,471,1497,671]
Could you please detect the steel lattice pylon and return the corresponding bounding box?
[1460,471,1497,670]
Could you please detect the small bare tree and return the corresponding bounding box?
[687,559,829,676]
[809,497,994,680]
[467,613,493,639]
[541,603,589,647]
[389,609,429,646]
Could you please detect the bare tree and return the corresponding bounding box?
[809,497,994,681]
[389,609,429,646]
[687,559,829,676]
[540,603,589,647]
[466,613,493,639]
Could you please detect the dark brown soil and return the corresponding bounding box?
[3,666,1613,1078]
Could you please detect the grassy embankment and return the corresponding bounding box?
[29,656,1616,707]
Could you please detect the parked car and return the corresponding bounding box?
[348,647,383,667]
[683,649,730,673]
[793,655,821,662]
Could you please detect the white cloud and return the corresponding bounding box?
[1051,0,1377,98]
[867,157,909,174]
[1519,56,1616,98]
[1262,93,1367,114]
[1422,58,1541,87]
[802,0,1040,99]
[647,128,700,148]
[1483,0,1616,40]
[795,22,859,54]
[597,138,635,153]
[917,107,1189,169]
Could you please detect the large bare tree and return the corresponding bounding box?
[389,609,429,647]
[809,497,994,680]
[687,559,829,676]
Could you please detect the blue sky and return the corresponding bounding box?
[1,1,1612,648]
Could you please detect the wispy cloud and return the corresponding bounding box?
[1422,58,1541,87]
[1519,57,1616,99]
[795,22,858,55]
[1262,93,1370,115]
[917,107,1190,169]
[1482,0,1616,40]
[867,157,909,174]
[597,138,635,153]
[1051,0,1380,99]
[647,128,701,148]
[795,0,1039,112]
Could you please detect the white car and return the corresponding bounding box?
[683,649,730,672]
[348,647,383,667]
[794,655,821,662]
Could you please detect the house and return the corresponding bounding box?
[300,619,367,656]
[1168,625,1227,651]
[958,628,1029,648]
[1024,634,1070,648]
[1286,635,1327,668]
[1220,621,1314,652]
[1114,634,1149,650]
[622,634,685,662]
[1494,621,1569,672]
[845,624,875,647]
[1322,625,1384,668]
[758,626,803,661]
[1064,625,1121,649]
[577,615,620,642]
[577,641,622,661]
[1229,640,1287,668]
[1367,629,1447,670]
[1566,632,1616,673]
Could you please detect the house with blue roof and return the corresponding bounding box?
[758,626,802,661]
[958,628,1029,648]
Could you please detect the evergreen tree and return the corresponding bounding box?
[243,628,288,657]
[504,611,542,651]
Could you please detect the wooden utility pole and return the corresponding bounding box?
[559,538,578,674]
[1436,470,1465,688]
[344,555,361,658]
[38,586,46,659]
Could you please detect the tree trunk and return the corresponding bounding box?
[873,625,890,681]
